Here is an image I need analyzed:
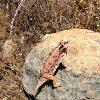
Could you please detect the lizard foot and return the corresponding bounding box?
[56,86,65,92]
[53,77,65,92]
[53,76,61,88]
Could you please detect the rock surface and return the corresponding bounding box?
[22,28,100,100]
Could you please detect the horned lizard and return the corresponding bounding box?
[34,40,69,96]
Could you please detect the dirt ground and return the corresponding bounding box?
[0,0,100,100]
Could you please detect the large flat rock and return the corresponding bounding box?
[22,28,100,100]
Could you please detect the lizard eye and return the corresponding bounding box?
[59,45,64,49]
[64,41,69,44]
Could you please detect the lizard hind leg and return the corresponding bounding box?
[43,74,61,88]
[43,74,65,92]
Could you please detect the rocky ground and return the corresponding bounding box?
[0,0,100,100]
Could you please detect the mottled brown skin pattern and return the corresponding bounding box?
[34,40,69,96]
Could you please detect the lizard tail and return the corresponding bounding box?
[33,79,46,97]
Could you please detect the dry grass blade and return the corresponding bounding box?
[10,0,25,34]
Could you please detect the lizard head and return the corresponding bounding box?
[58,40,69,52]
[59,40,69,47]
